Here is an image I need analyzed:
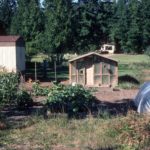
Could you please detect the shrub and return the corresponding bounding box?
[144,46,150,57]
[17,90,33,108]
[46,84,95,114]
[0,72,18,104]
[16,90,33,109]
[32,82,50,96]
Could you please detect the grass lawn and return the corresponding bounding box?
[1,54,150,150]
[110,54,150,64]
[109,54,150,76]
[26,54,150,88]
[0,112,150,150]
[108,54,150,88]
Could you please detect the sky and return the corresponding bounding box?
[40,0,78,5]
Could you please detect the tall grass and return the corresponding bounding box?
[0,111,150,150]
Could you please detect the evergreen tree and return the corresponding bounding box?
[72,0,114,53]
[126,0,143,53]
[44,0,72,55]
[72,0,100,53]
[99,1,114,43]
[110,0,129,52]
[142,0,150,50]
[0,0,16,33]
[10,0,44,55]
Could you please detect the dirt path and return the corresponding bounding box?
[94,88,138,102]
[25,82,139,103]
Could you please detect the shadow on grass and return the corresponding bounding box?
[0,102,44,130]
[87,147,119,150]
[0,98,137,131]
[119,75,140,85]
[45,98,136,119]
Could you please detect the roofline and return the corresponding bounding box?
[69,52,118,63]
[0,36,24,42]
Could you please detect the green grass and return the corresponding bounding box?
[26,54,150,87]
[110,54,150,64]
[110,54,150,76]
[0,112,150,150]
[109,54,150,87]
[26,65,69,81]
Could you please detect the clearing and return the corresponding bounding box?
[0,54,150,150]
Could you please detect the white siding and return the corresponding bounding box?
[0,46,16,72]
[0,46,25,72]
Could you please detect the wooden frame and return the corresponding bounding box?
[69,52,118,87]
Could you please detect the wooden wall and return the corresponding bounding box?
[69,54,118,87]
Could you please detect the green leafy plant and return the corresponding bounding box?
[46,84,95,114]
[0,72,19,104]
[17,90,33,109]
[144,46,150,58]
[32,82,50,96]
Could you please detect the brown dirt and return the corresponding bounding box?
[24,82,139,103]
[94,88,138,102]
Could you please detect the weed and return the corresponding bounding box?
[32,82,50,96]
[118,82,139,89]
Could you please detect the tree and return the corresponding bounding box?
[99,1,115,43]
[71,0,114,54]
[126,0,143,53]
[10,0,44,55]
[0,0,16,33]
[142,0,150,50]
[71,0,100,53]
[110,0,129,53]
[44,0,72,55]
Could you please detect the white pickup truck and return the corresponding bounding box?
[100,44,115,54]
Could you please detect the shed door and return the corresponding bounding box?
[86,61,93,85]
[78,68,85,85]
[77,61,85,85]
[102,62,110,85]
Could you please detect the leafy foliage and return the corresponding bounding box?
[16,90,33,109]
[0,72,18,104]
[0,73,33,109]
[1,0,150,55]
[32,82,50,96]
[0,0,17,33]
[47,84,95,113]
[144,46,150,58]
[71,1,114,53]
[10,0,44,55]
[44,0,72,54]
[142,0,150,49]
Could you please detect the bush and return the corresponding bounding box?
[0,72,18,104]
[17,90,33,109]
[32,82,50,96]
[46,84,95,114]
[144,46,150,57]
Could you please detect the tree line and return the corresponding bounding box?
[0,0,150,55]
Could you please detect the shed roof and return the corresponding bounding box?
[69,52,118,63]
[0,36,23,42]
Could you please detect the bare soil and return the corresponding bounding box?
[24,81,138,103]
[94,88,138,102]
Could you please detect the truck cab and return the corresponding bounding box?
[100,44,115,54]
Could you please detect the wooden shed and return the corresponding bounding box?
[69,52,118,87]
[0,36,25,73]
